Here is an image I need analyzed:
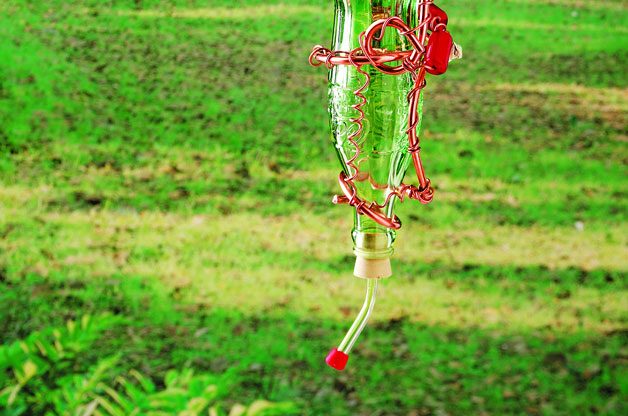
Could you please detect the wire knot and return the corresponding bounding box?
[402,57,421,74]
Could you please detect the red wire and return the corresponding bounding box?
[309,4,440,230]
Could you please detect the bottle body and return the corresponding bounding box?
[329,0,424,260]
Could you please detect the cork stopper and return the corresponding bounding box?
[354,256,392,279]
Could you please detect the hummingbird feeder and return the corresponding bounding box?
[309,0,460,370]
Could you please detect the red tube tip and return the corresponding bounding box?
[326,348,349,371]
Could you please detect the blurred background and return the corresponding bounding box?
[0,0,626,415]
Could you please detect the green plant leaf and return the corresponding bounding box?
[129,369,155,394]
[244,400,298,416]
[228,404,247,416]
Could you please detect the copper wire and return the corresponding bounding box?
[310,1,438,230]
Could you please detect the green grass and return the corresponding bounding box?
[0,0,627,414]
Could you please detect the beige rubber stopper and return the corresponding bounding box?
[354,256,392,279]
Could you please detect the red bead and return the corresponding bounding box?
[425,30,453,75]
[429,3,448,31]
[325,348,349,371]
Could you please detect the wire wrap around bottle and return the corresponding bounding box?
[309,4,452,229]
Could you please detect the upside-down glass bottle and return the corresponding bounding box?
[325,0,428,370]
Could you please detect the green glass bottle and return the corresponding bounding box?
[329,0,424,276]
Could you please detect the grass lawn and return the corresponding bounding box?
[0,0,626,414]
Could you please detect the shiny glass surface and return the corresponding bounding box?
[328,0,424,256]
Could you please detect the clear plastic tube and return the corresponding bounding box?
[338,278,378,354]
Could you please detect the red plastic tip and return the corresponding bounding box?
[326,348,349,371]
